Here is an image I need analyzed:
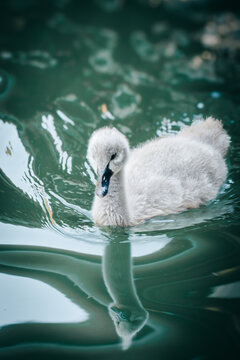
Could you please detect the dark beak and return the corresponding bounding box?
[110,306,130,322]
[96,164,113,198]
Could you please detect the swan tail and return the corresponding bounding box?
[179,117,230,157]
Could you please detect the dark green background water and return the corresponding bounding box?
[0,0,240,359]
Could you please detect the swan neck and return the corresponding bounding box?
[93,170,130,227]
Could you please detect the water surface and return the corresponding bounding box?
[0,1,240,359]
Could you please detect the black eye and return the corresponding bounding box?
[111,153,117,161]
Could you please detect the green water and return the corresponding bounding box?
[0,0,240,359]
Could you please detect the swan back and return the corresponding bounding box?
[178,117,230,157]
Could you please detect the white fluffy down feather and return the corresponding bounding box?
[87,117,230,227]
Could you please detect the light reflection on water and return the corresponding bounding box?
[0,1,240,359]
[0,273,89,327]
[0,120,44,204]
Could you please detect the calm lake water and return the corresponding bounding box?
[0,1,240,359]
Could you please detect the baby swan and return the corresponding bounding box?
[87,117,230,227]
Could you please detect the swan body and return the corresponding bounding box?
[87,117,230,227]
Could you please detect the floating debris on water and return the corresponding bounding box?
[42,187,56,226]
[100,103,107,114]
[99,103,115,120]
[5,141,13,156]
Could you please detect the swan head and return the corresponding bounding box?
[108,303,149,350]
[87,127,130,197]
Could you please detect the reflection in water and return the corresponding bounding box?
[0,273,89,327]
[0,228,239,357]
[210,281,240,299]
[103,233,149,349]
